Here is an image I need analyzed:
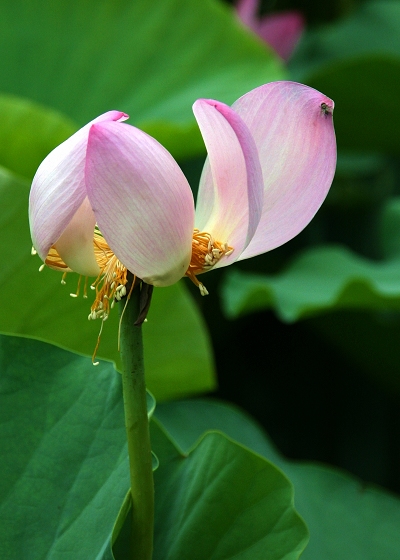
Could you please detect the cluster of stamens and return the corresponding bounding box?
[185,229,233,295]
[35,227,232,308]
[88,227,128,321]
[34,227,128,323]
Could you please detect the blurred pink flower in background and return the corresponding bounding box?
[236,0,304,60]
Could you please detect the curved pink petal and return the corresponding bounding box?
[193,99,264,268]
[258,12,304,61]
[232,81,336,261]
[86,122,195,286]
[29,111,128,275]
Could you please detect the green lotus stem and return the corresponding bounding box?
[119,283,154,560]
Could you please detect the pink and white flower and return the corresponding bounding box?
[29,81,336,320]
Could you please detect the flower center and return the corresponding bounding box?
[36,228,232,309]
[185,229,233,295]
[37,227,128,321]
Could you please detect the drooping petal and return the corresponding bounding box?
[29,111,128,275]
[232,82,336,261]
[193,99,264,267]
[85,121,195,286]
[258,12,304,61]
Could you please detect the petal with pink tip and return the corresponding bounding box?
[29,111,128,274]
[232,81,336,261]
[86,122,195,286]
[193,99,264,268]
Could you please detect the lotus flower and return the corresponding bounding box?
[236,0,304,61]
[29,81,336,321]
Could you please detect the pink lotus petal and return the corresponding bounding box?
[258,12,304,61]
[86,122,195,286]
[193,99,264,268]
[236,0,259,29]
[54,197,99,276]
[29,111,128,275]
[232,81,336,261]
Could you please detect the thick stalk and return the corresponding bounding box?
[119,285,154,560]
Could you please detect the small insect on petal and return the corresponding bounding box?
[320,102,334,116]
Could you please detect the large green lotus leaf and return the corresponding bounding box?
[290,1,400,154]
[0,0,284,159]
[0,95,77,180]
[0,166,215,400]
[0,334,307,560]
[221,246,400,322]
[0,333,130,560]
[150,422,308,560]
[156,398,400,560]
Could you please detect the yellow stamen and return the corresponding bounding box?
[83,277,88,298]
[91,318,105,366]
[70,275,81,298]
[89,227,128,321]
[185,229,233,295]
[44,247,72,272]
[33,227,129,365]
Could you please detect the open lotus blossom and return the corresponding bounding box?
[29,81,336,324]
[236,0,304,61]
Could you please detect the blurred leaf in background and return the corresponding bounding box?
[0,0,284,161]
[221,196,400,324]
